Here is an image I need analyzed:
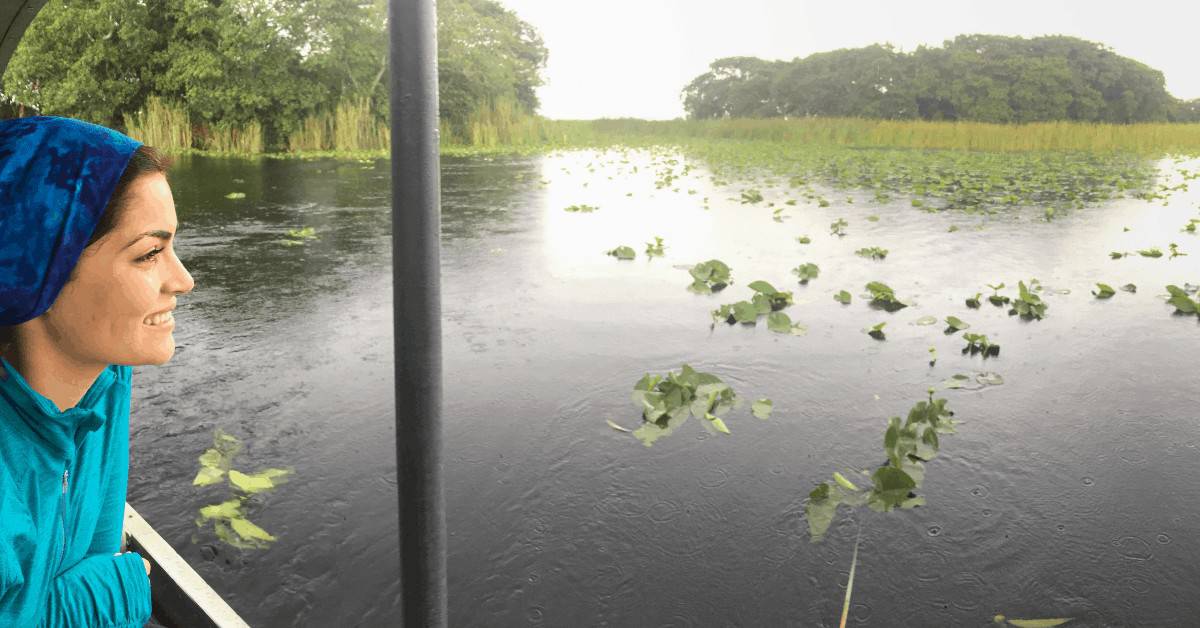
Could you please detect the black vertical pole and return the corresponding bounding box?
[388,1,446,626]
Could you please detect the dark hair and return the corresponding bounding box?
[0,144,171,359]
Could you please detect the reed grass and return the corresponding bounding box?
[123,95,193,152]
[537,117,1200,155]
[205,120,264,154]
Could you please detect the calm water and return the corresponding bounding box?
[128,149,1200,627]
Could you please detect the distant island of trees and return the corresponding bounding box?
[682,35,1200,124]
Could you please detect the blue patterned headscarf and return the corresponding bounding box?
[0,116,142,326]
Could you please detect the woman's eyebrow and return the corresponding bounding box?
[125,229,175,249]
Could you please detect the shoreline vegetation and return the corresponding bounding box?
[118,96,1200,159]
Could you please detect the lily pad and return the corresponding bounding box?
[834,290,852,305]
[752,398,773,419]
[913,315,937,326]
[224,192,246,199]
[1092,283,1115,299]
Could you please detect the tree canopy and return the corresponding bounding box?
[683,35,1196,123]
[1,0,548,149]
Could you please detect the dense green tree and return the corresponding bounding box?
[682,57,788,119]
[684,34,1180,124]
[436,0,548,128]
[2,0,548,149]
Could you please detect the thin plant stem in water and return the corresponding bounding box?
[839,522,863,628]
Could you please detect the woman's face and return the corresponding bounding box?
[41,172,194,367]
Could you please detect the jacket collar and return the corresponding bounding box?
[0,356,115,459]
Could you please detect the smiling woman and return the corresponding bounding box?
[0,116,194,627]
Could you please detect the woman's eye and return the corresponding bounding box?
[139,248,163,262]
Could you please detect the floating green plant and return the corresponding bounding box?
[564,204,598,213]
[1169,242,1186,258]
[965,292,982,309]
[1092,283,1115,298]
[944,316,970,333]
[1008,280,1047,320]
[805,394,959,542]
[193,428,292,550]
[867,322,886,340]
[1138,247,1162,258]
[687,259,732,294]
[834,290,852,305]
[224,192,246,200]
[766,311,808,335]
[713,281,795,325]
[913,315,937,326]
[1110,251,1128,259]
[1166,284,1199,314]
[866,281,907,311]
[752,398,774,419]
[278,226,319,247]
[606,245,636,260]
[928,346,937,366]
[1121,283,1137,293]
[962,332,1000,357]
[644,236,665,257]
[987,283,1010,306]
[740,188,764,204]
[866,215,880,222]
[796,235,812,244]
[830,218,848,236]
[629,364,746,446]
[855,246,888,260]
[792,263,820,284]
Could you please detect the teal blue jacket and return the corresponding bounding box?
[0,356,152,627]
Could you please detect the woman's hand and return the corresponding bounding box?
[113,552,152,575]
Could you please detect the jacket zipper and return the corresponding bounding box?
[55,469,68,571]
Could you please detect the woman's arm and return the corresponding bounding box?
[39,552,152,628]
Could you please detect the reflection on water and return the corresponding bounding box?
[128,149,1200,627]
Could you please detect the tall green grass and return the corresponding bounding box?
[205,120,264,154]
[289,96,389,153]
[539,117,1200,154]
[123,95,192,152]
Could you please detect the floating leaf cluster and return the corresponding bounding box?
[607,245,636,260]
[792,263,820,284]
[193,428,293,550]
[1008,280,1047,319]
[644,236,665,257]
[712,281,795,325]
[629,364,750,446]
[855,246,888,260]
[866,281,907,311]
[805,394,959,542]
[962,332,1001,357]
[687,259,732,293]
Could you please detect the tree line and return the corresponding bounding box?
[0,0,548,151]
[683,35,1200,124]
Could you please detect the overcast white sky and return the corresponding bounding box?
[497,0,1200,120]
